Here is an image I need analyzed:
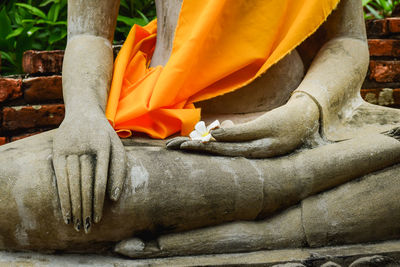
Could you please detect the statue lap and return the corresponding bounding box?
[2,0,400,262]
[1,130,400,255]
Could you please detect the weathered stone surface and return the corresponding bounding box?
[2,0,400,262]
[22,50,64,74]
[0,130,400,254]
[2,104,64,131]
[321,262,342,267]
[0,78,22,103]
[369,61,400,82]
[271,264,305,267]
[115,207,305,258]
[23,75,63,103]
[3,241,400,266]
[368,39,400,57]
[302,163,400,248]
[349,255,398,267]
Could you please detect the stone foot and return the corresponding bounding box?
[271,264,305,267]
[321,262,342,267]
[386,127,400,141]
[349,255,399,267]
[114,207,305,258]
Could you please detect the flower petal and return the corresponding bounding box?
[206,120,220,132]
[195,121,207,134]
[190,130,203,140]
[201,134,212,143]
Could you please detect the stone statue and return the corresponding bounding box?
[1,0,400,262]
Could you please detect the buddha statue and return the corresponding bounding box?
[0,0,400,261]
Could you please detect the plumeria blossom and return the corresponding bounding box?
[189,120,221,143]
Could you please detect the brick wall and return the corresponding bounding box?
[363,18,400,107]
[1,19,400,145]
[0,50,65,145]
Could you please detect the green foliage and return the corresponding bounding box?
[363,0,400,19]
[2,0,399,74]
[0,0,68,74]
[0,0,156,75]
[116,0,156,43]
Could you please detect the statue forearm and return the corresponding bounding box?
[292,0,369,121]
[293,36,369,107]
[291,36,370,140]
[62,36,114,114]
[67,0,120,42]
[53,0,126,233]
[63,0,120,114]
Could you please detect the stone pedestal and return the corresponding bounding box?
[2,241,400,266]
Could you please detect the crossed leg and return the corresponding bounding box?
[116,162,400,258]
[0,129,399,256]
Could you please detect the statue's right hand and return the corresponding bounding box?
[167,93,320,158]
[52,108,126,233]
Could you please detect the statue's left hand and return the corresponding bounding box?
[167,93,320,158]
[52,106,126,233]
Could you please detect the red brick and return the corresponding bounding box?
[366,19,389,37]
[10,131,43,142]
[369,61,400,82]
[388,17,400,33]
[0,137,7,146]
[23,75,63,103]
[368,39,400,57]
[22,50,64,74]
[0,78,23,103]
[2,104,65,131]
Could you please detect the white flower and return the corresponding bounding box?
[189,120,220,143]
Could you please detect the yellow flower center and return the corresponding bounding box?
[201,131,209,137]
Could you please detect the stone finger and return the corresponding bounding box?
[166,137,190,149]
[386,127,400,138]
[108,135,126,201]
[80,155,93,234]
[211,116,274,142]
[180,138,278,158]
[67,155,82,232]
[53,155,72,225]
[392,127,400,137]
[93,144,110,224]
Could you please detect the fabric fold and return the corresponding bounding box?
[106,0,340,139]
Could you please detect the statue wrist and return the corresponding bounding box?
[64,95,106,117]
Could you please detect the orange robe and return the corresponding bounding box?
[106,0,340,139]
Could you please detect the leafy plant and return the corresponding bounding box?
[115,0,156,43]
[0,0,156,75]
[0,0,68,74]
[363,0,400,19]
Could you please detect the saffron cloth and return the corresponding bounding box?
[106,0,340,139]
